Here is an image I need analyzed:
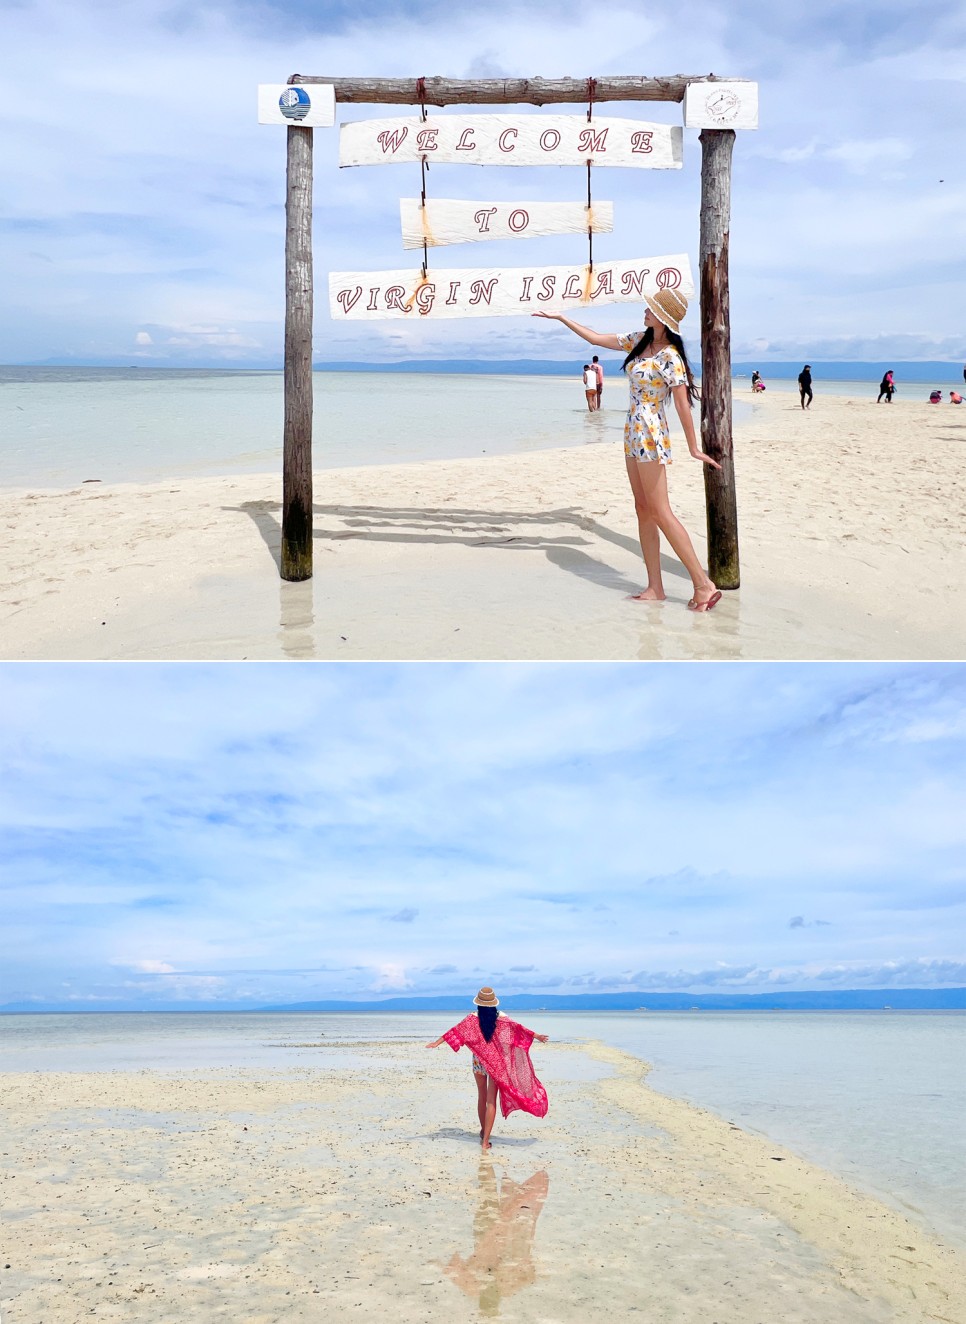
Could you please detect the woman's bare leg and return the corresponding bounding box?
[636,461,718,608]
[481,1075,498,1150]
[624,458,665,600]
[475,1072,487,1136]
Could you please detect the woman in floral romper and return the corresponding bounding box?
[534,289,722,611]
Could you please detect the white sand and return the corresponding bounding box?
[2,1040,964,1323]
[1,392,964,659]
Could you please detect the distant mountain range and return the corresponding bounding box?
[3,988,964,1014]
[10,358,966,383]
[257,988,966,1012]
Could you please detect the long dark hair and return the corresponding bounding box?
[621,326,700,406]
[477,1006,499,1042]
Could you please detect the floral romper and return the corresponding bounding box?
[616,333,689,465]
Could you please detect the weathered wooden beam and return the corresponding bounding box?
[281,124,314,582]
[288,75,744,106]
[698,128,739,590]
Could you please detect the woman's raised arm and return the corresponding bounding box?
[532,312,623,352]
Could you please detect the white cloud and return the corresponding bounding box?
[0,0,964,362]
[372,964,413,991]
[1,661,965,1006]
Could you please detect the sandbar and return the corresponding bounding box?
[1,391,963,659]
[2,1039,965,1322]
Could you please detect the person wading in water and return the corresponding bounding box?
[426,987,549,1150]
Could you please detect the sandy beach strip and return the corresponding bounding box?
[2,1039,964,1323]
[1,391,964,660]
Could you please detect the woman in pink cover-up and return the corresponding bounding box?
[426,986,549,1150]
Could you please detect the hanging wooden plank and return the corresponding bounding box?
[288,75,719,106]
[259,83,335,127]
[329,254,693,321]
[684,81,758,130]
[340,115,683,169]
[399,198,614,250]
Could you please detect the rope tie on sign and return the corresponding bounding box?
[586,76,597,272]
[416,77,430,278]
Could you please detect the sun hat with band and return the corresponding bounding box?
[473,986,499,1007]
[643,288,689,333]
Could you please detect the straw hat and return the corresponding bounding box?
[643,288,689,333]
[473,986,499,1007]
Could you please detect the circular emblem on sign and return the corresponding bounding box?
[656,267,682,290]
[705,90,740,123]
[279,87,311,120]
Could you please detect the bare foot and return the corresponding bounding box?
[481,1140,491,1150]
[627,587,666,602]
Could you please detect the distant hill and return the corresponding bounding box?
[257,988,966,1013]
[3,989,965,1014]
[11,358,966,383]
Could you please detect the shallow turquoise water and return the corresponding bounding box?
[1,1008,963,1249]
[0,367,750,488]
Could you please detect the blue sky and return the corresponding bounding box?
[1,0,964,366]
[2,662,964,1009]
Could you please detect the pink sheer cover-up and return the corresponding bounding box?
[443,1014,549,1119]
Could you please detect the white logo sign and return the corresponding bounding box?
[258,84,336,127]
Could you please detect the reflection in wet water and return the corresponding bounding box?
[278,580,316,658]
[443,1161,550,1318]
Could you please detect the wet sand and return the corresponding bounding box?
[2,1040,964,1322]
[1,391,964,660]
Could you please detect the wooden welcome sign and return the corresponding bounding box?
[335,112,685,319]
[329,254,693,321]
[261,74,758,582]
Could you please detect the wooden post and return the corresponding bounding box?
[699,128,739,590]
[282,123,314,581]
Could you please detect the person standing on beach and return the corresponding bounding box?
[532,290,723,611]
[581,364,598,412]
[877,370,895,403]
[592,354,604,409]
[425,987,549,1150]
[798,364,813,410]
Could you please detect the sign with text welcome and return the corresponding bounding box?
[400,198,615,250]
[329,253,693,321]
[340,115,684,169]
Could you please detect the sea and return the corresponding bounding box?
[1,1009,963,1252]
[0,366,754,489]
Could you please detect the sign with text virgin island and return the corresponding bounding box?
[329,254,693,321]
[340,115,683,169]
[258,83,335,126]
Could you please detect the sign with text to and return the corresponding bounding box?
[340,115,684,169]
[400,198,615,250]
[329,253,693,321]
[258,84,336,127]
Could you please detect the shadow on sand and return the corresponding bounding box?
[226,498,690,598]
